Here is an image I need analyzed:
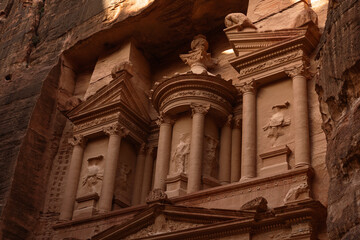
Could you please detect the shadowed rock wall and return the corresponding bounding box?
[316,0,360,239]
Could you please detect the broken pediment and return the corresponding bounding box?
[91,202,256,240]
[67,71,149,123]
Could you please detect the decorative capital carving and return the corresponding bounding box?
[224,114,233,127]
[156,112,174,126]
[190,103,210,115]
[68,135,86,147]
[139,143,146,154]
[224,13,257,30]
[179,35,217,73]
[285,64,311,79]
[103,123,129,137]
[146,146,155,156]
[146,188,171,204]
[233,117,242,129]
[239,81,255,94]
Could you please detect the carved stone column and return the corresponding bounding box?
[99,123,129,212]
[286,65,311,167]
[231,117,242,182]
[131,143,146,205]
[153,114,173,190]
[60,135,86,220]
[240,81,256,180]
[140,147,154,203]
[187,103,210,193]
[219,115,232,184]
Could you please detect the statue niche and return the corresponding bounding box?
[202,135,219,178]
[263,102,291,146]
[170,133,190,175]
[80,155,104,196]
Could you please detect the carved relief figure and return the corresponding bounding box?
[80,156,104,196]
[171,133,190,175]
[119,163,131,191]
[263,102,291,145]
[284,182,310,204]
[224,13,257,30]
[202,135,219,177]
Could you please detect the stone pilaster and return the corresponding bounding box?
[98,123,129,212]
[187,103,210,193]
[60,135,86,220]
[240,81,256,180]
[219,115,232,184]
[153,113,173,190]
[231,117,242,182]
[140,147,155,203]
[286,64,311,167]
[131,143,146,205]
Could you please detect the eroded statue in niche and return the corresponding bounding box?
[80,156,104,196]
[224,13,257,30]
[202,135,219,177]
[263,102,291,145]
[119,163,131,191]
[171,133,190,175]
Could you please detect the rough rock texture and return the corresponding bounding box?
[316,0,360,239]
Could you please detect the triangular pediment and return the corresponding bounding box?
[67,72,149,123]
[92,203,255,240]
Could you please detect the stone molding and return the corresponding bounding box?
[190,103,210,115]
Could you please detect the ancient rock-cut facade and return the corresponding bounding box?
[0,0,341,239]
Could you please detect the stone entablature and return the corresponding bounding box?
[151,73,237,119]
[226,23,320,83]
[67,70,150,144]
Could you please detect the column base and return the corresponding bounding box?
[166,173,188,198]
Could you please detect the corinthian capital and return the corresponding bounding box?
[155,112,174,126]
[103,123,129,137]
[239,81,255,94]
[233,117,242,129]
[285,64,311,79]
[224,114,233,127]
[190,103,210,115]
[68,135,86,147]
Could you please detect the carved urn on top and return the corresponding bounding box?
[150,35,238,197]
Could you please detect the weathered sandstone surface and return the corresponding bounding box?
[316,0,360,239]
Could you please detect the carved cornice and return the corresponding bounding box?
[103,123,129,137]
[190,103,210,115]
[68,135,86,147]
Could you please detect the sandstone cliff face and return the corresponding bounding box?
[316,0,360,239]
